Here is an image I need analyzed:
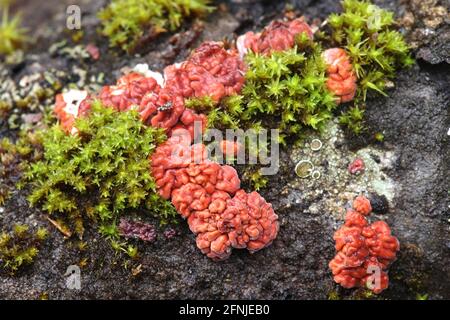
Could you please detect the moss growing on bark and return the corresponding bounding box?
[24,101,177,238]
[98,0,214,52]
[0,224,48,274]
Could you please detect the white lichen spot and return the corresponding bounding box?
[61,89,88,117]
[288,120,398,219]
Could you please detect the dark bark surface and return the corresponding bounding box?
[0,0,448,299]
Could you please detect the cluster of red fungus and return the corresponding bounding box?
[329,196,400,293]
[52,17,375,263]
[151,127,278,260]
[237,18,313,57]
[322,48,357,103]
[53,38,277,260]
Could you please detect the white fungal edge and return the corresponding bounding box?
[236,34,248,60]
[133,63,165,87]
[61,89,88,118]
[60,89,88,135]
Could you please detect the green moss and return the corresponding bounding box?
[0,131,43,204]
[338,105,365,134]
[185,95,216,113]
[374,132,384,142]
[0,1,28,56]
[416,293,428,300]
[326,0,413,101]
[24,101,177,238]
[0,100,12,119]
[327,290,341,300]
[0,224,48,275]
[224,37,337,145]
[98,0,214,52]
[242,167,269,191]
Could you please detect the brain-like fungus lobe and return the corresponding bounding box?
[237,18,313,57]
[53,71,207,135]
[163,41,246,102]
[322,48,357,104]
[151,129,279,260]
[329,196,400,293]
[99,72,161,111]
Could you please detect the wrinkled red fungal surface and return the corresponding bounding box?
[99,72,161,111]
[54,71,208,136]
[323,48,357,104]
[220,140,241,158]
[348,157,365,175]
[151,129,278,260]
[237,18,313,57]
[194,189,278,260]
[329,196,399,293]
[353,195,372,216]
[164,41,246,102]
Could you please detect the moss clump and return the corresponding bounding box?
[222,37,337,145]
[0,224,48,274]
[327,290,341,300]
[1,131,43,204]
[326,0,413,101]
[24,101,177,238]
[98,0,214,52]
[338,105,365,135]
[242,167,269,191]
[0,1,28,56]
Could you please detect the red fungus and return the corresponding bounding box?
[225,190,279,252]
[348,157,365,175]
[322,48,357,104]
[172,183,211,218]
[150,128,278,260]
[139,90,186,131]
[329,196,399,293]
[237,18,313,57]
[100,72,161,111]
[196,230,233,260]
[192,189,278,261]
[173,108,207,141]
[164,42,246,102]
[353,195,372,216]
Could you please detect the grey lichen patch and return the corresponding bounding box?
[287,120,397,220]
[0,56,104,130]
[399,0,450,64]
